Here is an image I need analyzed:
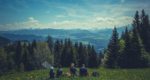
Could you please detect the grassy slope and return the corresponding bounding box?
[0,68,150,80]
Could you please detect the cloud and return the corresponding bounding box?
[0,15,133,31]
[0,0,149,31]
[0,17,41,31]
[28,17,39,23]
[121,0,125,3]
[55,15,66,18]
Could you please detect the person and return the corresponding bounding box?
[49,66,55,79]
[56,65,63,78]
[92,70,100,77]
[79,64,88,76]
[70,63,77,76]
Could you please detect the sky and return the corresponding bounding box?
[0,0,150,31]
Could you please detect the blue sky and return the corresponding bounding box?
[0,0,150,31]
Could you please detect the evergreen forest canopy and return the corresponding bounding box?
[104,9,150,68]
[0,37,101,75]
[0,10,150,75]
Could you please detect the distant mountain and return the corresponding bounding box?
[0,33,45,41]
[0,36,10,47]
[0,27,125,51]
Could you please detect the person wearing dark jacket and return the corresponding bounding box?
[56,66,63,78]
[79,64,88,76]
[70,63,77,76]
[49,66,55,79]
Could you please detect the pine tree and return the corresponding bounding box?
[70,46,77,65]
[32,40,37,48]
[104,27,119,68]
[74,42,78,64]
[28,40,39,70]
[4,44,15,71]
[131,26,142,67]
[81,45,89,67]
[139,9,150,53]
[118,11,150,68]
[78,42,85,67]
[22,43,32,71]
[54,40,62,66]
[47,36,53,52]
[60,38,75,67]
[0,48,8,75]
[131,10,150,67]
[118,27,132,68]
[14,41,24,71]
[132,11,141,33]
[88,45,98,67]
[121,31,125,40]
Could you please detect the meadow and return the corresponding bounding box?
[0,67,150,80]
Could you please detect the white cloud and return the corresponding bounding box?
[2,0,148,31]
[28,17,39,23]
[0,15,133,31]
[0,17,42,31]
[55,15,66,18]
[121,0,125,3]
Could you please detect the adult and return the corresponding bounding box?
[49,66,55,79]
[70,63,77,76]
[56,66,63,78]
[79,64,88,76]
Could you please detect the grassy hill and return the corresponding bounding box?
[0,68,150,80]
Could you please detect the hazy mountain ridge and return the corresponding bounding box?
[0,36,10,47]
[0,27,125,51]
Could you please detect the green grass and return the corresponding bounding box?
[0,68,150,80]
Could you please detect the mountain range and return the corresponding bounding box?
[0,27,125,52]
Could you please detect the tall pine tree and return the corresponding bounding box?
[104,27,119,68]
[54,40,62,66]
[139,10,150,53]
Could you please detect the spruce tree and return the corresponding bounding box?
[104,27,119,68]
[118,11,150,68]
[14,41,24,71]
[0,48,7,74]
[70,46,77,65]
[78,42,84,67]
[47,36,53,52]
[60,38,74,67]
[140,9,150,53]
[118,27,132,68]
[28,40,39,70]
[22,43,33,71]
[88,46,98,67]
[54,40,62,66]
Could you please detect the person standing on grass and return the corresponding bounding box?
[56,65,63,78]
[70,63,77,76]
[49,66,55,79]
[79,64,88,76]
